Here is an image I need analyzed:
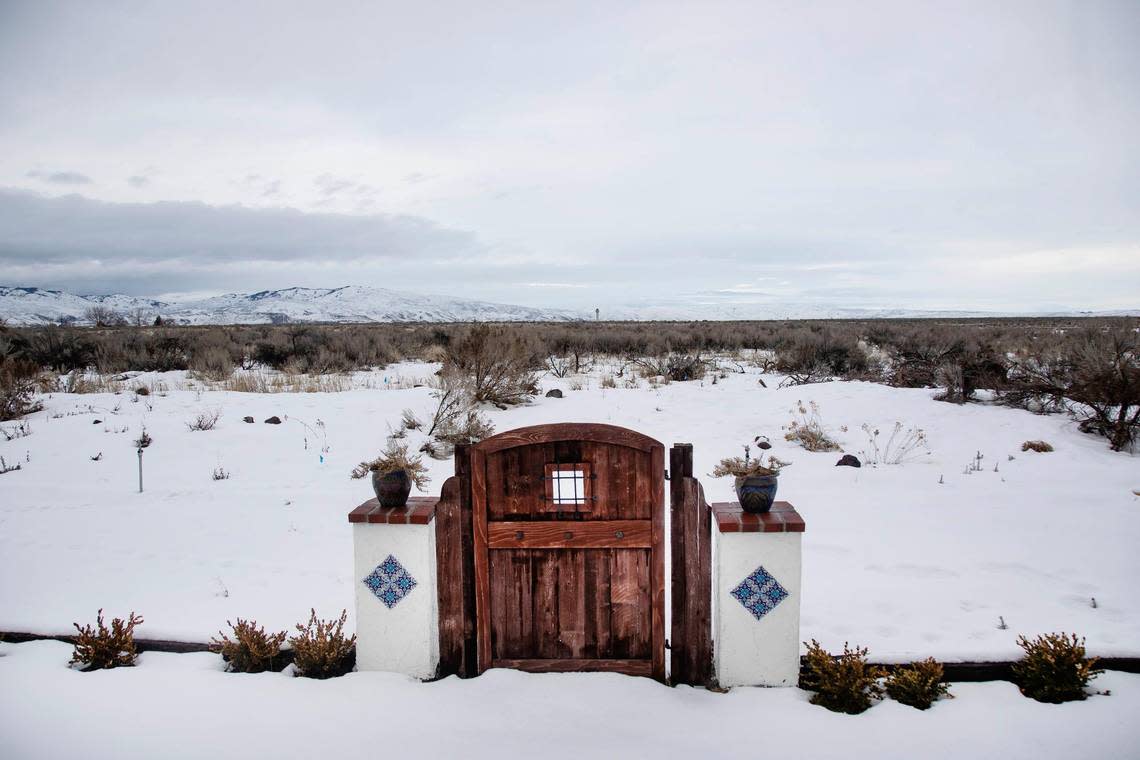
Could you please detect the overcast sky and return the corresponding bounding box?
[1,0,1137,312]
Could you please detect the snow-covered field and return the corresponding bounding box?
[2,639,1137,760]
[1,361,1138,664]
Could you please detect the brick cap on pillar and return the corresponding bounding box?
[711,501,805,533]
[347,496,438,525]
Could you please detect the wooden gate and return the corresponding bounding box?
[468,423,665,680]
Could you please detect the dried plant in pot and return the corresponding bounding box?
[712,445,790,513]
[351,441,430,508]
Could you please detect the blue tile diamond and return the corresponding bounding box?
[731,565,789,621]
[363,554,417,609]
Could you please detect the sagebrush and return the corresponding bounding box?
[784,401,841,452]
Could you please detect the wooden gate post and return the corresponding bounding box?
[436,443,477,678]
[670,443,713,686]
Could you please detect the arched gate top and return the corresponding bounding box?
[473,422,663,454]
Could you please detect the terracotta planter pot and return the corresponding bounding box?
[372,469,412,508]
[735,473,778,513]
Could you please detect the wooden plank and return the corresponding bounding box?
[669,444,691,684]
[692,478,713,686]
[649,442,666,682]
[557,549,587,658]
[434,476,463,677]
[454,444,478,678]
[490,658,653,676]
[471,446,492,674]
[477,423,663,454]
[534,550,561,659]
[611,548,651,660]
[487,520,652,549]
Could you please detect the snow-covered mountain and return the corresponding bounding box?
[2,285,1134,325]
[0,285,584,325]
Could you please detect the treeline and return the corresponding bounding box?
[1,317,1137,450]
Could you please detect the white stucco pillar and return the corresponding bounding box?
[711,502,805,688]
[349,497,440,679]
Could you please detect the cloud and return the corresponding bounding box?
[127,175,149,188]
[26,169,92,185]
[0,187,484,275]
[315,174,377,198]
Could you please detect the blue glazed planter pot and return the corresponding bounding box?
[735,474,778,513]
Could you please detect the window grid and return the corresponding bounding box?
[543,462,592,511]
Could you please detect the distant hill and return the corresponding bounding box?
[1,285,1134,325]
[0,285,584,325]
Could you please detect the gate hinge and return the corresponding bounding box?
[664,469,670,481]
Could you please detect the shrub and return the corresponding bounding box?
[1067,326,1139,451]
[801,640,885,714]
[784,401,841,452]
[211,618,287,673]
[187,408,221,431]
[711,451,788,477]
[1021,440,1054,453]
[885,658,951,709]
[445,324,539,407]
[351,440,430,488]
[289,608,356,679]
[932,345,1008,403]
[400,408,422,430]
[426,367,476,437]
[1004,323,1138,451]
[188,346,235,381]
[70,609,144,671]
[84,305,128,327]
[1012,632,1102,703]
[664,354,706,382]
[776,329,868,383]
[0,359,44,421]
[860,422,929,465]
[435,409,495,448]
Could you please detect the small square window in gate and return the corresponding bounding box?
[542,463,593,512]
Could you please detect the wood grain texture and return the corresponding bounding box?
[435,476,463,677]
[491,658,653,676]
[471,446,492,674]
[669,443,714,687]
[470,424,666,681]
[669,444,691,683]
[476,423,663,454]
[649,442,666,682]
[487,520,652,549]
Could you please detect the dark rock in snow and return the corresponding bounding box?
[243,416,255,423]
[264,416,282,424]
[92,419,102,424]
[836,454,861,468]
[545,389,564,398]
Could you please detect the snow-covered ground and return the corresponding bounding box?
[1,362,1138,663]
[1,639,1137,760]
